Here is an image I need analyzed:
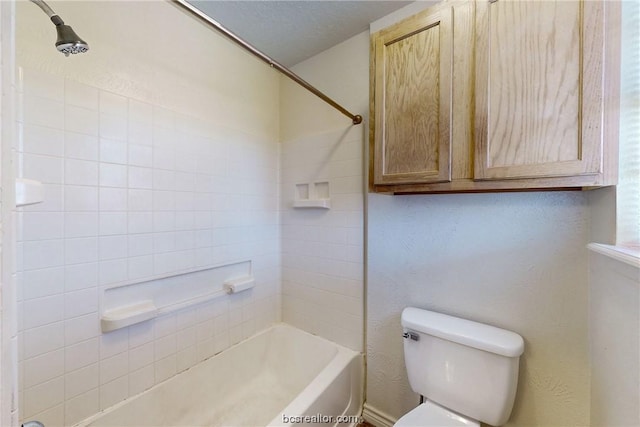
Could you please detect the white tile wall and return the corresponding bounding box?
[17,68,280,426]
[280,128,364,351]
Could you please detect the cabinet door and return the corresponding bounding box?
[372,6,453,185]
[475,0,605,180]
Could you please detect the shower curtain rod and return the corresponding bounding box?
[172,0,363,125]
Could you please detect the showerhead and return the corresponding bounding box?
[29,0,89,57]
[55,23,89,56]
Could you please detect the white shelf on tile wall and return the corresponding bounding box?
[293,182,331,209]
[101,300,158,332]
[293,199,331,209]
[15,178,44,207]
[100,260,255,332]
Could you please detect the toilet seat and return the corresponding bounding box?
[394,401,480,427]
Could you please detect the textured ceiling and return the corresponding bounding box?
[188,1,412,66]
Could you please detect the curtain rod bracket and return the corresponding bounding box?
[173,0,363,126]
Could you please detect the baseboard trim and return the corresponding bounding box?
[362,403,397,427]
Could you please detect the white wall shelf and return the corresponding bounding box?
[15,178,43,207]
[100,260,255,332]
[293,181,331,209]
[101,300,158,333]
[293,199,331,209]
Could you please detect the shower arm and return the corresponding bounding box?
[30,0,60,23]
[172,0,363,126]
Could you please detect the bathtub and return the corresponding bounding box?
[76,324,363,427]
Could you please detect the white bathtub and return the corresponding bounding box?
[76,324,363,427]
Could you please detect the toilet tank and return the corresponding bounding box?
[401,307,524,426]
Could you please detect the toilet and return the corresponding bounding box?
[396,307,525,427]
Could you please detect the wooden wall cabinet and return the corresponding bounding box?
[369,0,620,194]
[372,5,453,185]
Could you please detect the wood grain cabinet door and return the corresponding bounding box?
[475,0,605,180]
[372,6,453,185]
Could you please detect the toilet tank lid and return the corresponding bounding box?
[401,307,524,357]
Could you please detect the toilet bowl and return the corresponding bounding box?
[397,307,524,426]
[395,401,479,427]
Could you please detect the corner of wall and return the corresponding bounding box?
[277,31,367,353]
[586,187,617,245]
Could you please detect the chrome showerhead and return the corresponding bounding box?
[29,0,89,57]
[55,24,89,57]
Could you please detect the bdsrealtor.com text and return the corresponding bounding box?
[282,414,363,424]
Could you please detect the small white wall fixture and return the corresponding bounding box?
[293,181,331,209]
[15,178,43,207]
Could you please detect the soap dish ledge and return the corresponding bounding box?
[293,199,331,209]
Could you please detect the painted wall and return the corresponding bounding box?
[588,251,639,427]
[586,188,640,427]
[279,32,367,352]
[15,1,280,425]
